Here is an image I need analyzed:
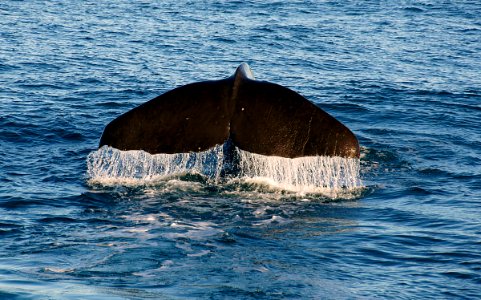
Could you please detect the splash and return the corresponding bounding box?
[87,145,362,193]
[87,145,224,185]
[237,150,361,193]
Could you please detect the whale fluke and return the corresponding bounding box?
[99,63,359,158]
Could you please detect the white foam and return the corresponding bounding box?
[86,145,224,185]
[237,150,362,193]
[86,145,362,194]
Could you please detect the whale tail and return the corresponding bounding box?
[99,63,359,158]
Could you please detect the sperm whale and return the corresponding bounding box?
[99,63,359,159]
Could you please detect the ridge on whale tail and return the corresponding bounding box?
[99,63,359,159]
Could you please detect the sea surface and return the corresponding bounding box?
[1,1,481,299]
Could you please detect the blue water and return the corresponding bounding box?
[1,0,481,299]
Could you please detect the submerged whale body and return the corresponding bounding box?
[99,63,359,159]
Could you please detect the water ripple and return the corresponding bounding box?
[1,0,481,299]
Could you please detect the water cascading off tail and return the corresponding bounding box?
[87,145,362,193]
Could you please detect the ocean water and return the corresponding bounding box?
[1,0,481,299]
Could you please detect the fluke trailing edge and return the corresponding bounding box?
[99,63,360,158]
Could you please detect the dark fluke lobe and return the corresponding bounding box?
[99,63,359,158]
